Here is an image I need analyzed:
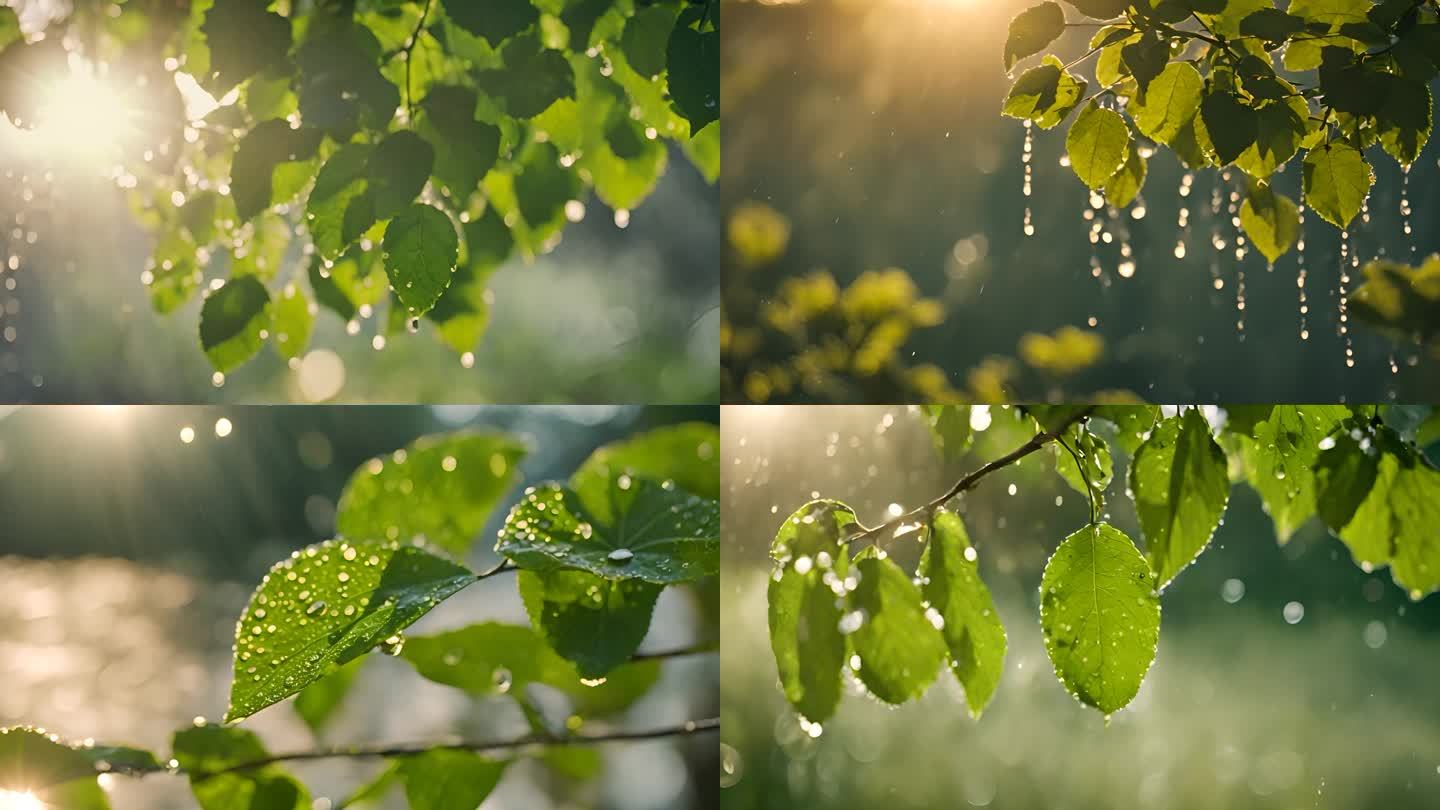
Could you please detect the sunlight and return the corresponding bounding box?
[0,789,44,810]
[31,64,138,162]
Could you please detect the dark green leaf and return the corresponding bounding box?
[442,0,537,45]
[1131,409,1230,589]
[231,121,322,223]
[514,142,583,228]
[368,131,435,220]
[295,20,399,137]
[382,203,460,317]
[475,34,575,119]
[1005,2,1067,71]
[519,569,662,678]
[1040,523,1160,715]
[172,725,310,810]
[419,85,501,195]
[199,0,292,96]
[1200,88,1258,166]
[336,430,527,556]
[1120,31,1168,94]
[1240,8,1308,41]
[666,25,720,132]
[1377,77,1432,166]
[1062,0,1129,19]
[199,276,271,374]
[846,553,947,704]
[307,143,375,261]
[623,5,679,78]
[1234,96,1306,179]
[225,539,477,722]
[495,477,719,584]
[920,510,1007,717]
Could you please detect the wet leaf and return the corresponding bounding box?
[571,422,720,505]
[1240,183,1300,263]
[768,500,856,724]
[442,0,537,45]
[172,725,310,810]
[225,539,477,722]
[382,203,460,317]
[0,728,109,794]
[1200,88,1258,166]
[1377,76,1432,166]
[199,0,292,96]
[1102,139,1147,208]
[199,276,271,374]
[1240,405,1351,541]
[496,476,719,584]
[919,510,1007,717]
[1005,2,1067,70]
[622,4,678,77]
[667,25,719,132]
[230,121,322,223]
[846,552,947,704]
[271,282,315,362]
[1130,409,1231,590]
[1302,143,1373,228]
[519,569,662,678]
[1066,102,1130,189]
[1040,523,1160,715]
[336,431,528,556]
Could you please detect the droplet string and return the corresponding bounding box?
[1022,120,1035,237]
[1401,164,1415,259]
[1174,172,1193,259]
[1296,204,1309,341]
[1339,228,1354,368]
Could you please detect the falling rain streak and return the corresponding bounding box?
[1401,164,1416,259]
[1297,205,1309,341]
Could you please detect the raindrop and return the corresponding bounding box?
[1297,204,1309,340]
[379,634,405,656]
[1283,601,1305,624]
[1339,229,1354,368]
[607,548,635,563]
[1401,164,1415,259]
[305,600,326,616]
[720,743,744,788]
[493,667,513,693]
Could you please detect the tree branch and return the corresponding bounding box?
[171,718,720,780]
[846,406,1097,543]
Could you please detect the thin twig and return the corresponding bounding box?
[177,717,719,780]
[475,558,517,581]
[847,407,1096,543]
[403,0,435,122]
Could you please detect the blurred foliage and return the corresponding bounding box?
[0,412,720,809]
[1352,251,1440,345]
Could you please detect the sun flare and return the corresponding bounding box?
[31,66,139,161]
[0,789,44,810]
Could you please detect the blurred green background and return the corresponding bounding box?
[0,157,718,404]
[0,405,718,809]
[721,0,1440,402]
[720,405,1440,809]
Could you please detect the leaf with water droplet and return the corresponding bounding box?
[1040,523,1160,715]
[1091,404,1160,454]
[496,475,719,584]
[1053,421,1114,496]
[518,569,662,678]
[172,725,310,810]
[199,276,272,374]
[396,750,507,810]
[1102,139,1147,210]
[666,23,719,132]
[382,203,460,318]
[336,430,527,556]
[225,539,477,723]
[1067,104,1129,190]
[1240,182,1300,263]
[1239,405,1351,542]
[270,282,315,362]
[1003,57,1086,129]
[846,551,947,704]
[767,500,857,723]
[1302,143,1374,228]
[1377,76,1432,167]
[919,510,1007,718]
[1199,85,1258,166]
[1131,408,1231,590]
[571,422,720,508]
[1132,61,1203,146]
[229,120,323,224]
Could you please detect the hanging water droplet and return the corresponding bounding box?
[1021,120,1035,237]
[493,667,513,694]
[1401,163,1416,259]
[1297,204,1309,340]
[379,634,405,656]
[1340,228,1354,368]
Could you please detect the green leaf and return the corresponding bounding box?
[383,203,460,317]
[1302,143,1374,228]
[336,431,527,556]
[920,510,1007,717]
[442,0,537,45]
[1240,8,1308,41]
[1065,102,1130,189]
[514,142,583,228]
[922,405,973,460]
[0,728,108,798]
[1377,77,1432,167]
[1241,405,1351,541]
[225,539,477,722]
[1027,404,1093,434]
[666,25,720,132]
[1240,183,1300,263]
[1040,523,1160,715]
[419,85,502,195]
[1054,422,1113,495]
[1131,409,1230,590]
[293,659,363,735]
[172,725,310,810]
[307,143,375,261]
[496,477,719,584]
[846,552,947,704]
[1005,2,1067,71]
[367,131,435,220]
[519,569,663,678]
[1120,31,1169,94]
[622,4,678,78]
[402,622,573,696]
[1132,61,1203,145]
[294,20,399,137]
[475,34,575,118]
[571,422,720,505]
[1092,404,1160,454]
[231,121,322,223]
[397,750,507,810]
[1200,88,1258,166]
[767,500,856,723]
[199,0,292,96]
[1234,96,1307,179]
[1386,459,1440,599]
[1102,139,1147,208]
[231,213,291,281]
[0,8,21,51]
[199,276,272,374]
[271,282,315,362]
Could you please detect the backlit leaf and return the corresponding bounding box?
[199,276,271,374]
[1130,409,1231,590]
[382,204,460,318]
[919,510,1007,717]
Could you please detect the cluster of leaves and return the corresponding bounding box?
[1004,0,1439,263]
[0,421,720,808]
[767,403,1440,726]
[0,0,719,373]
[1351,252,1440,343]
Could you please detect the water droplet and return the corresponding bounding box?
[305,600,326,616]
[379,634,405,656]
[607,548,634,563]
[493,667,513,693]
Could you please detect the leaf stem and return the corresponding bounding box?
[475,558,517,581]
[403,0,435,123]
[172,717,720,780]
[847,406,1096,543]
[1055,434,1100,525]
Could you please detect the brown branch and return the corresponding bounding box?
[847,406,1097,543]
